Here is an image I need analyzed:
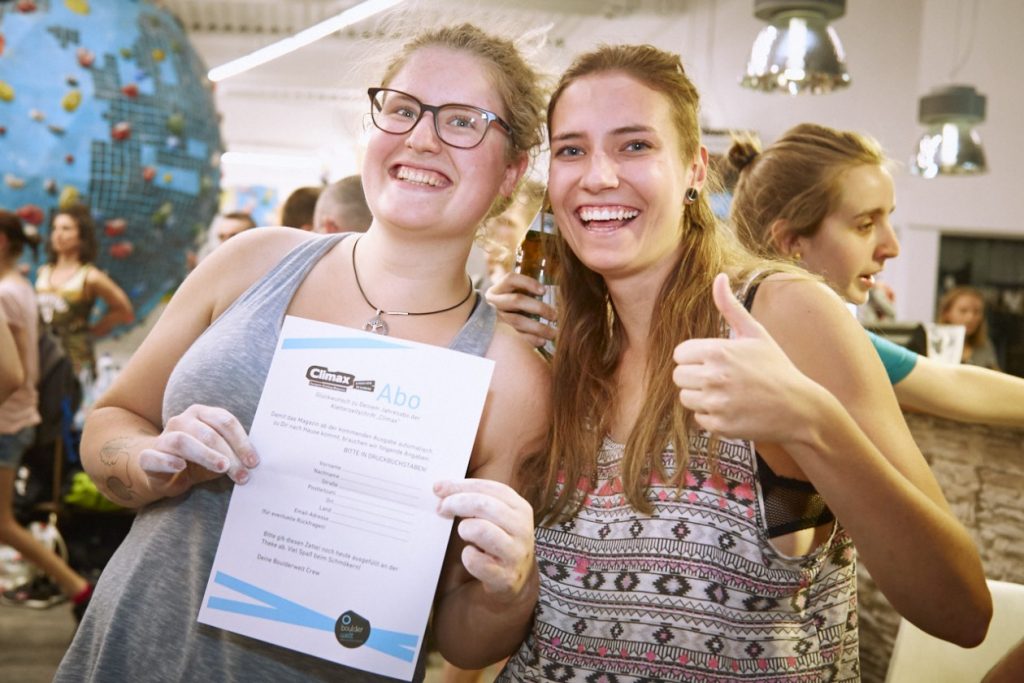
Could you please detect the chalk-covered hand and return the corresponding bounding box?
[485,272,557,348]
[137,403,259,497]
[434,478,536,602]
[672,273,819,442]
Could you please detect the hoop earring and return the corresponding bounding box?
[684,187,699,205]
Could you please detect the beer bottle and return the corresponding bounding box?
[514,210,559,355]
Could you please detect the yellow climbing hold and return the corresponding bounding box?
[0,82,14,102]
[62,89,82,112]
[152,48,165,62]
[65,0,89,15]
[58,185,81,209]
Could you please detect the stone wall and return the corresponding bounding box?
[858,414,1024,682]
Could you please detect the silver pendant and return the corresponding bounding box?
[364,313,389,335]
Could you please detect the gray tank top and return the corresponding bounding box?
[56,233,496,683]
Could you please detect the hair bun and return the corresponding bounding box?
[726,139,761,173]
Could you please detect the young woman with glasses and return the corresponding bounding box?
[56,24,550,682]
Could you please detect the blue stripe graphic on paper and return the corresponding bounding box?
[207,572,419,661]
[282,337,409,350]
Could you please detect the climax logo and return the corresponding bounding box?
[306,366,375,393]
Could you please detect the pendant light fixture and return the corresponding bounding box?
[911,0,987,178]
[911,85,987,178]
[740,0,851,95]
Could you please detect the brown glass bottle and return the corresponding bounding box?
[514,212,559,356]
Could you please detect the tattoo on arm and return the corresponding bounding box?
[99,437,137,501]
[99,437,132,466]
[106,476,135,502]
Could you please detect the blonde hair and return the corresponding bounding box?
[728,123,887,258]
[379,24,547,218]
[528,44,769,523]
[938,285,991,350]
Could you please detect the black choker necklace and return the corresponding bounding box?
[351,236,474,336]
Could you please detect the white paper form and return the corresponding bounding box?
[198,316,494,681]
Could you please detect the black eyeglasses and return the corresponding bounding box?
[367,87,512,150]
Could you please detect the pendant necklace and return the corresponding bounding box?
[351,236,474,336]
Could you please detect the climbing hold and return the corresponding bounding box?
[76,47,95,67]
[166,112,185,135]
[58,185,80,208]
[109,241,134,259]
[15,205,44,226]
[62,89,82,112]
[111,121,131,141]
[104,218,127,236]
[65,0,90,15]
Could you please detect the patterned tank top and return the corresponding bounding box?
[499,432,859,682]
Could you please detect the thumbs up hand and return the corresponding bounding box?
[672,273,818,442]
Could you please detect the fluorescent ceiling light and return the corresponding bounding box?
[208,0,406,82]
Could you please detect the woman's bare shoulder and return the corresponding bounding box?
[192,228,325,315]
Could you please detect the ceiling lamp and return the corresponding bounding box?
[740,0,851,95]
[911,85,987,178]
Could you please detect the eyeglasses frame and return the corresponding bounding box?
[367,87,512,150]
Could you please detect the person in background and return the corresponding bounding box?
[313,175,373,234]
[35,204,134,379]
[0,210,93,618]
[493,44,988,682]
[55,23,549,682]
[938,285,1000,370]
[726,123,1024,426]
[215,211,256,244]
[279,185,322,231]
[0,309,19,403]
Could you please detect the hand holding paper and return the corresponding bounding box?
[435,478,536,600]
[138,404,260,496]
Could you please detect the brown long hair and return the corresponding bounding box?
[529,45,770,523]
[379,23,547,219]
[938,285,992,350]
[47,203,98,264]
[728,123,887,258]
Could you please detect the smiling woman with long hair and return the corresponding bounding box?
[491,44,989,682]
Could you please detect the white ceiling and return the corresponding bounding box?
[161,0,704,173]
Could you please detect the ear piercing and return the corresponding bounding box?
[684,187,699,204]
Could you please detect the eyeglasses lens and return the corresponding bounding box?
[371,90,489,149]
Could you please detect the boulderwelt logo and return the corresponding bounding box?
[334,610,371,648]
[306,366,376,393]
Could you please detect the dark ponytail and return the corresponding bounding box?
[0,210,42,260]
